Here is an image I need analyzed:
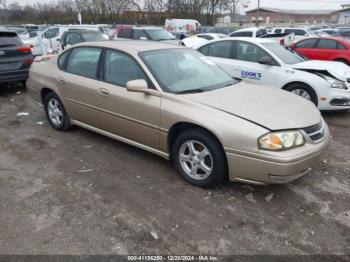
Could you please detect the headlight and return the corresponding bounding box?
[322,75,347,90]
[258,131,305,151]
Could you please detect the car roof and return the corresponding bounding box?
[228,37,275,44]
[234,27,265,33]
[75,40,184,54]
[295,36,349,44]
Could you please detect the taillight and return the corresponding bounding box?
[280,38,285,46]
[24,59,33,65]
[17,46,32,54]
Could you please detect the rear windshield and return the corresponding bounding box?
[0,33,22,47]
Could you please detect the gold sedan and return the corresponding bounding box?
[27,41,329,187]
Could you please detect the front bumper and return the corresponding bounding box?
[318,89,350,110]
[225,129,330,185]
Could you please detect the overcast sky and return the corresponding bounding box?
[6,0,349,6]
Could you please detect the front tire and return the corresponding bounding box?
[285,83,318,106]
[44,91,71,131]
[172,128,227,188]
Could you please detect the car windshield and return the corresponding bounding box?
[140,49,236,94]
[262,42,304,64]
[82,32,105,41]
[146,29,176,41]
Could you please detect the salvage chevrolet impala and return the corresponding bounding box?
[27,41,329,187]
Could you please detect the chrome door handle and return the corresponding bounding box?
[57,77,66,84]
[99,88,110,96]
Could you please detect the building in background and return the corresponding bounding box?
[243,0,345,24]
[335,4,350,24]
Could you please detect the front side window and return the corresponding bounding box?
[140,49,236,94]
[199,41,232,59]
[256,29,267,37]
[103,50,147,87]
[316,39,338,49]
[67,33,82,45]
[43,28,59,39]
[295,39,318,48]
[66,47,101,79]
[133,30,149,40]
[118,29,133,39]
[234,41,272,63]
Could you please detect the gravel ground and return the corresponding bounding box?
[0,84,349,256]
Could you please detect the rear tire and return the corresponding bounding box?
[44,91,71,131]
[172,128,227,188]
[285,83,318,106]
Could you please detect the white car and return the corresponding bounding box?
[229,27,268,38]
[196,38,350,110]
[41,25,107,53]
[180,33,228,48]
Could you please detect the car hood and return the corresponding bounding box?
[292,60,350,81]
[183,82,321,131]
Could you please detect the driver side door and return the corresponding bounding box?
[97,49,161,150]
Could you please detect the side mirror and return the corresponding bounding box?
[126,79,149,93]
[56,38,60,41]
[126,79,160,96]
[258,56,275,66]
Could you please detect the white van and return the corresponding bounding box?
[165,19,201,33]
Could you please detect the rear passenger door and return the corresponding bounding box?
[314,39,339,61]
[57,47,102,127]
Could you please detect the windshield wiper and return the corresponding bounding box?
[175,89,207,94]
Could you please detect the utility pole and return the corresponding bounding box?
[256,0,261,26]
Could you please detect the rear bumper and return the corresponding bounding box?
[0,70,29,84]
[225,133,330,185]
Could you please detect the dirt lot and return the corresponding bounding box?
[0,84,349,256]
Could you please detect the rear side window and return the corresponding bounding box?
[0,33,22,47]
[231,31,253,37]
[199,41,232,59]
[316,39,338,49]
[57,50,70,69]
[103,50,147,87]
[295,39,318,48]
[66,47,101,79]
[118,29,133,39]
[274,29,282,34]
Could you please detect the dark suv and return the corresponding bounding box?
[0,28,34,85]
[59,29,106,51]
